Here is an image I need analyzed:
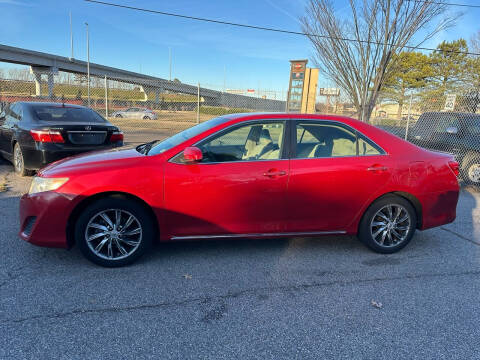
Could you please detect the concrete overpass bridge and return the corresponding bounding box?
[0,44,285,111]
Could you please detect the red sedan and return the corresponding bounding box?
[19,113,460,266]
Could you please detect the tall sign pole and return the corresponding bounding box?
[286,60,308,112]
[69,11,74,60]
[85,22,90,107]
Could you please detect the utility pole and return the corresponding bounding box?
[197,82,200,124]
[104,75,108,117]
[223,65,226,93]
[169,47,172,81]
[69,11,74,60]
[405,92,413,140]
[85,22,90,107]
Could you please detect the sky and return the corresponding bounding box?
[1,0,479,95]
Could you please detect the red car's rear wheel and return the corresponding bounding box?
[359,195,417,254]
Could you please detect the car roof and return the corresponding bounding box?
[18,102,88,109]
[221,112,356,122]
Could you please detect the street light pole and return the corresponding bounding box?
[69,11,74,60]
[85,22,90,107]
[169,47,172,81]
[223,65,226,93]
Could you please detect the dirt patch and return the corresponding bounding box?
[0,176,7,192]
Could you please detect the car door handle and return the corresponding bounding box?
[367,165,388,172]
[263,169,287,178]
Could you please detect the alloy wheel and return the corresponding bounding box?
[370,205,411,247]
[467,163,480,183]
[85,209,142,260]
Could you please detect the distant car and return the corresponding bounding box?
[408,112,480,184]
[0,102,124,176]
[19,113,459,267]
[111,107,158,120]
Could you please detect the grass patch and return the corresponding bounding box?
[0,79,197,102]
[0,176,7,193]
[199,106,252,116]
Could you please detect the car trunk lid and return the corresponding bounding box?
[33,122,117,146]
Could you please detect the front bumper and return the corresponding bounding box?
[19,191,79,248]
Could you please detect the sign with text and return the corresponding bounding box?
[444,94,456,111]
[287,60,308,112]
[319,88,340,96]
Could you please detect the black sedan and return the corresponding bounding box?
[0,102,123,176]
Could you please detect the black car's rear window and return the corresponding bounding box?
[31,106,107,123]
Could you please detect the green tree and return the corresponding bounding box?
[429,39,469,95]
[382,52,432,118]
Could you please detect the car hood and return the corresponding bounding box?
[39,147,145,177]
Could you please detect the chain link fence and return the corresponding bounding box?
[315,87,480,184]
[0,69,287,146]
[1,67,479,183]
[372,89,480,183]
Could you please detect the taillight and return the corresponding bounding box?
[448,161,459,177]
[30,130,65,143]
[110,131,124,143]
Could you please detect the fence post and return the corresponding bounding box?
[405,92,413,140]
[104,75,108,118]
[197,82,200,124]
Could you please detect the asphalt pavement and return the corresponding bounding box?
[1,156,480,360]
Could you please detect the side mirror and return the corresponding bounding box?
[446,126,459,135]
[183,146,203,163]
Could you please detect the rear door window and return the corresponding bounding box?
[295,121,384,158]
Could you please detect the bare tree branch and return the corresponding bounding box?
[301,0,460,121]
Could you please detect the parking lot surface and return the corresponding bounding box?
[1,156,479,360]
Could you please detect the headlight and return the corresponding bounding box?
[29,177,69,195]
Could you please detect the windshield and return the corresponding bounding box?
[146,116,229,156]
[31,105,107,123]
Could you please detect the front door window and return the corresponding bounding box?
[197,122,285,163]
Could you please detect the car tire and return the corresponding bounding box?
[75,196,154,267]
[115,114,122,118]
[13,143,33,177]
[358,195,417,254]
[143,116,151,120]
[462,155,480,185]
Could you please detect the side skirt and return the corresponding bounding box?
[171,231,347,241]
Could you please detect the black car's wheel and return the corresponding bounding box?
[463,156,480,185]
[75,196,154,267]
[358,195,417,254]
[13,143,32,177]
[143,115,151,120]
[115,114,122,118]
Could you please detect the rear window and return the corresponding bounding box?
[31,106,107,123]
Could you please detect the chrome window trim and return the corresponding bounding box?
[171,230,346,240]
[170,158,290,165]
[168,117,388,164]
[291,153,388,161]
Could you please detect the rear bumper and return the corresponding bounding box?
[419,189,460,230]
[22,143,123,170]
[19,191,79,248]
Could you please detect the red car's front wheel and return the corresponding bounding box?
[75,196,154,267]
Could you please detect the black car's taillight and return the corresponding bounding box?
[110,131,124,143]
[30,130,65,143]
